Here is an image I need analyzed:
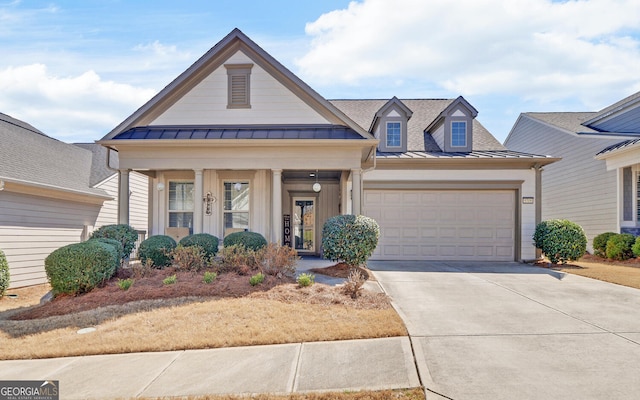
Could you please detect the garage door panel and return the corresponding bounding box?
[364,189,515,261]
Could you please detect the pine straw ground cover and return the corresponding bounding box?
[0,266,406,360]
[536,254,640,289]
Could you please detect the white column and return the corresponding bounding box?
[194,169,203,234]
[272,169,283,243]
[118,169,130,225]
[351,168,362,215]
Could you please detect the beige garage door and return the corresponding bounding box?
[364,189,516,261]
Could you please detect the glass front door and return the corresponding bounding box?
[293,197,315,252]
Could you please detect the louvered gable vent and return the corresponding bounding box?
[225,63,253,108]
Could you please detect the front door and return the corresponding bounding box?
[293,197,316,253]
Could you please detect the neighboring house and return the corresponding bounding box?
[0,114,148,288]
[98,28,556,263]
[504,90,640,252]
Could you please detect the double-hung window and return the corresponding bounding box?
[168,181,194,234]
[451,121,467,147]
[386,122,401,148]
[224,182,250,237]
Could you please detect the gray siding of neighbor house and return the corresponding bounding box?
[0,191,101,288]
[505,116,620,252]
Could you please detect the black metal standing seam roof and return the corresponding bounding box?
[376,150,555,159]
[112,125,366,140]
[597,138,640,155]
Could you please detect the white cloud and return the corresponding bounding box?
[0,64,155,142]
[296,0,640,108]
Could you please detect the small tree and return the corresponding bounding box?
[322,215,379,268]
[533,219,587,264]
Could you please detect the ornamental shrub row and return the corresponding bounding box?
[593,232,640,261]
[90,224,138,260]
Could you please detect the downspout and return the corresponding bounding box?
[106,146,118,173]
[361,146,377,215]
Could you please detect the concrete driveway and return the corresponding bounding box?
[367,261,640,400]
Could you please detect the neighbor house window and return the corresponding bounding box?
[386,122,401,147]
[225,64,253,108]
[168,181,194,234]
[224,182,250,237]
[451,121,467,147]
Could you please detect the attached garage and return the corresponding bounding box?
[364,189,517,261]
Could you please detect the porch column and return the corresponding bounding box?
[193,169,203,234]
[118,169,130,225]
[272,169,283,243]
[352,168,362,215]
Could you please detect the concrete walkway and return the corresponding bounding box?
[368,261,640,400]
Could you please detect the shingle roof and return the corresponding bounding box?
[0,112,109,197]
[329,99,505,152]
[74,143,118,186]
[112,125,364,140]
[523,112,600,134]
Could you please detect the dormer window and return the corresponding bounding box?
[451,121,467,147]
[386,122,401,147]
[225,64,253,109]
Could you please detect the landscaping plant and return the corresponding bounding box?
[116,278,134,291]
[138,235,177,268]
[322,214,380,268]
[45,241,118,295]
[171,245,209,271]
[296,272,315,287]
[632,237,640,258]
[255,242,299,277]
[0,249,9,298]
[343,269,366,299]
[605,233,636,260]
[202,271,217,284]
[90,224,138,260]
[163,274,177,285]
[249,272,265,286]
[179,233,219,258]
[223,231,267,251]
[533,219,587,264]
[90,238,125,269]
[217,244,258,274]
[593,232,617,258]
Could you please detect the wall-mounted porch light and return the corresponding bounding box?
[312,170,321,193]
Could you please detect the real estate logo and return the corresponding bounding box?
[0,380,59,400]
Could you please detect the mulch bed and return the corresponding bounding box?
[310,262,371,280]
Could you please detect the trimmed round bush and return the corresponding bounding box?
[138,235,177,268]
[0,249,9,297]
[223,231,267,251]
[632,237,640,258]
[593,232,617,258]
[179,233,219,258]
[322,214,380,267]
[90,224,138,260]
[90,238,124,266]
[45,241,118,296]
[533,219,587,264]
[605,233,636,261]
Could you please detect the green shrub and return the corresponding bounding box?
[202,271,217,284]
[90,238,124,267]
[322,215,380,267]
[117,278,134,291]
[179,233,219,258]
[90,224,138,260]
[605,233,636,260]
[45,241,118,296]
[0,249,9,298]
[163,274,177,285]
[223,231,267,251]
[593,232,617,258]
[249,272,265,286]
[138,235,176,268]
[632,237,640,258]
[171,245,208,271]
[296,273,315,287]
[533,219,587,264]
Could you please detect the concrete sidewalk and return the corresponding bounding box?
[0,337,420,399]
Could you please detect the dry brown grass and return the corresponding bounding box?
[139,388,425,400]
[0,283,406,360]
[552,260,640,289]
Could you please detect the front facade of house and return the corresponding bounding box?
[100,29,556,262]
[505,91,640,252]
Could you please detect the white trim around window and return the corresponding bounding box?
[168,180,194,234]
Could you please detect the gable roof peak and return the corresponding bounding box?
[375,96,413,119]
[442,95,478,118]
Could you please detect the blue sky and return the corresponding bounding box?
[1,0,639,144]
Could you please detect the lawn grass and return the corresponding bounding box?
[0,284,406,360]
[555,260,640,289]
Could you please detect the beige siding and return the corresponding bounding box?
[151,50,331,126]
[505,116,620,251]
[0,191,101,288]
[94,172,149,232]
